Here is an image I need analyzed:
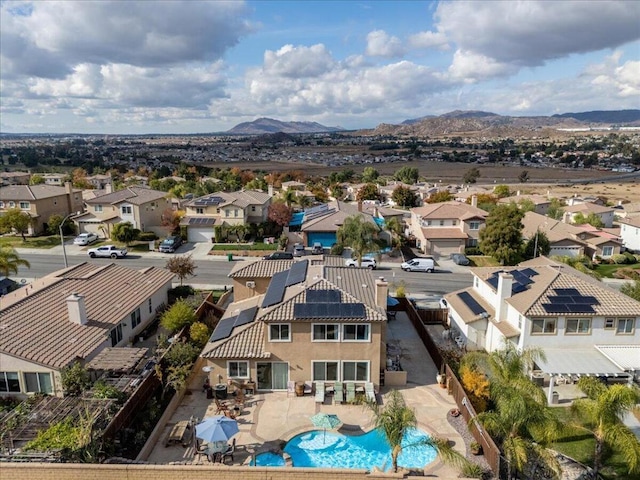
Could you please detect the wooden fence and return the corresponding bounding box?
[400,298,443,370]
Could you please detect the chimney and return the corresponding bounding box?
[64,181,73,195]
[617,200,622,206]
[67,293,88,325]
[495,273,513,322]
[375,277,389,310]
[104,182,113,194]
[471,195,478,208]
[516,190,521,196]
[562,211,572,224]
[358,201,362,212]
[268,184,274,197]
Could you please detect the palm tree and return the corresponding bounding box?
[366,389,466,473]
[0,246,30,276]
[385,217,405,255]
[571,377,640,477]
[282,189,297,208]
[337,215,379,266]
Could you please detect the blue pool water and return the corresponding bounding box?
[253,428,435,471]
[251,451,286,466]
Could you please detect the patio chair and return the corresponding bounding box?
[195,442,209,463]
[215,398,230,415]
[345,383,355,403]
[315,381,325,403]
[365,382,376,403]
[333,382,344,405]
[221,438,236,464]
[287,380,296,397]
[303,380,313,395]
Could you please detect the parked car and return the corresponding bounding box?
[401,258,435,272]
[263,251,294,260]
[450,253,470,266]
[345,257,377,269]
[159,235,183,253]
[88,245,128,259]
[293,243,305,257]
[73,232,98,245]
[311,242,324,254]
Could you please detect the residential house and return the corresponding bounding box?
[42,173,67,186]
[0,171,30,186]
[0,262,174,397]
[444,257,640,391]
[85,173,113,191]
[498,193,552,215]
[563,202,615,228]
[619,215,640,253]
[0,183,84,235]
[74,186,170,237]
[522,211,621,259]
[180,190,272,242]
[378,181,421,207]
[201,258,388,391]
[408,199,488,258]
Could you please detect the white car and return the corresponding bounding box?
[73,233,98,245]
[345,257,377,269]
[87,245,128,259]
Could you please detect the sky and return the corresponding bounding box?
[1,0,639,134]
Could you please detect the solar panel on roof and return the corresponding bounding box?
[341,303,366,317]
[210,316,236,342]
[235,306,258,327]
[565,304,595,313]
[511,282,527,294]
[294,302,366,319]
[542,303,569,313]
[487,276,499,290]
[286,260,308,286]
[262,270,288,307]
[548,296,575,304]
[553,288,580,296]
[457,291,486,316]
[307,289,341,303]
[520,268,538,277]
[512,270,534,285]
[571,295,599,305]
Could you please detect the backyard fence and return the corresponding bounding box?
[401,298,443,370]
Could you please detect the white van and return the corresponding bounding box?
[401,258,435,273]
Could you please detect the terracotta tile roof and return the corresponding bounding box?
[0,263,174,369]
[421,227,468,239]
[229,259,295,278]
[85,186,167,206]
[564,203,613,214]
[0,184,81,200]
[411,202,487,221]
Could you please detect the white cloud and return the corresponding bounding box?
[365,30,405,58]
[448,50,517,82]
[408,30,449,50]
[263,44,335,78]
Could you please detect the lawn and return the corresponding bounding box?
[467,256,500,267]
[594,262,640,278]
[0,235,65,249]
[210,243,277,251]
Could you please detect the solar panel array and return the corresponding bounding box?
[189,217,216,225]
[307,289,342,303]
[303,203,336,222]
[293,302,365,319]
[486,268,538,295]
[262,270,289,307]
[286,260,308,286]
[456,291,486,316]
[193,195,223,206]
[209,306,259,342]
[541,288,600,314]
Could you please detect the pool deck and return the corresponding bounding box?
[144,311,464,477]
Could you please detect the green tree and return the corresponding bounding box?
[157,364,192,400]
[281,189,297,207]
[385,217,405,254]
[393,166,419,184]
[356,183,381,202]
[189,322,210,348]
[547,198,565,221]
[337,215,379,265]
[570,377,640,477]
[165,254,197,286]
[493,184,511,198]
[479,203,524,265]
[366,389,465,473]
[111,221,140,245]
[61,361,91,397]
[573,212,604,228]
[517,198,536,213]
[391,185,419,208]
[462,167,481,184]
[425,191,453,203]
[268,202,293,228]
[0,246,30,276]
[551,255,601,279]
[0,208,32,241]
[361,166,379,183]
[160,300,197,333]
[518,170,530,183]
[47,213,75,236]
[29,174,45,185]
[523,230,551,259]
[620,279,640,301]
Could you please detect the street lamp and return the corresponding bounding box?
[60,211,80,268]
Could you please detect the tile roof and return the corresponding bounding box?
[620,216,640,228]
[0,184,81,200]
[564,203,613,214]
[85,186,167,206]
[184,190,271,209]
[522,212,586,244]
[444,289,495,324]
[301,201,378,231]
[229,259,295,278]
[421,227,468,239]
[411,202,487,221]
[0,263,174,369]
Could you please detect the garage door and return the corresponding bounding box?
[430,240,463,258]
[550,246,581,258]
[188,227,215,243]
[307,232,337,248]
[77,222,103,236]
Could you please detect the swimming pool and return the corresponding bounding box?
[251,451,286,467]
[254,427,436,471]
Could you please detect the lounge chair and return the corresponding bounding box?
[287,380,296,397]
[215,398,230,415]
[345,382,355,403]
[333,382,344,405]
[303,380,313,395]
[365,382,376,403]
[315,381,325,403]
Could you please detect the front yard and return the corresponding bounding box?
[0,235,64,249]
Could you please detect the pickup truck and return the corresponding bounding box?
[87,245,128,259]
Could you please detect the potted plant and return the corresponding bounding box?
[470,441,483,455]
[449,408,461,417]
[436,373,447,388]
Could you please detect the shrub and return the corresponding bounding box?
[330,243,344,255]
[163,342,200,368]
[92,381,128,403]
[160,300,197,333]
[462,462,485,479]
[138,231,159,241]
[612,253,628,264]
[61,361,91,397]
[465,247,483,256]
[189,321,210,348]
[460,364,490,412]
[168,285,195,300]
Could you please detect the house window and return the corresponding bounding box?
[531,318,556,334]
[196,208,204,214]
[427,220,432,226]
[110,324,123,346]
[95,205,103,213]
[216,208,220,214]
[342,324,370,341]
[0,201,4,208]
[467,238,478,247]
[0,372,20,393]
[602,246,614,257]
[439,220,445,226]
[130,308,141,329]
[617,318,635,334]
[225,210,230,217]
[312,361,338,382]
[566,318,591,334]
[342,361,369,382]
[604,318,615,329]
[452,220,457,226]
[469,221,480,230]
[19,201,30,209]
[121,205,132,215]
[251,206,256,212]
[312,324,340,341]
[9,201,15,207]
[228,361,249,378]
[24,372,53,394]
[269,324,290,342]
[148,299,153,314]
[234,209,239,217]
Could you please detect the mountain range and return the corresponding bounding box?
[226,117,344,135]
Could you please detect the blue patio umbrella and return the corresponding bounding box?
[196,415,239,444]
[310,413,341,442]
[387,296,400,307]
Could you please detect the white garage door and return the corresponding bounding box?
[550,246,581,258]
[431,240,463,258]
[78,222,102,236]
[188,227,215,243]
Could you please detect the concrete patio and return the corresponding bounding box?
[144,311,465,477]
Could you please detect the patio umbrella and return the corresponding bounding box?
[310,413,341,442]
[387,296,400,307]
[195,415,239,444]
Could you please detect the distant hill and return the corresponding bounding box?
[227,117,344,135]
[552,109,640,123]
